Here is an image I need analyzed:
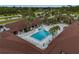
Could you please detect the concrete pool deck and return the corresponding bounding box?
[17,24,68,50]
[17,26,53,49]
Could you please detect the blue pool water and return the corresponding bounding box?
[31,28,50,41]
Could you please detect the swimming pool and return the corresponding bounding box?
[31,29,50,41]
[18,26,53,49]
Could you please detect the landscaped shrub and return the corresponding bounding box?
[49,25,60,34]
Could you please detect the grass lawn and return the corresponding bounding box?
[0,19,18,25]
[0,14,21,25]
[0,18,9,21]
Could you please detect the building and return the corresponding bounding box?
[54,21,79,54]
[1,18,79,54]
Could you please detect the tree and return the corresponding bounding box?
[49,26,60,34]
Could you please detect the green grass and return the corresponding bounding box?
[0,18,6,20]
[0,14,21,25]
[0,18,9,20]
[72,12,79,15]
[0,19,18,25]
[0,14,20,17]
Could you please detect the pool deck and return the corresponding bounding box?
[17,26,53,49]
[17,24,68,50]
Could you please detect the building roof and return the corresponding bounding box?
[5,19,41,32]
[54,21,79,53]
[5,20,30,32]
[31,18,41,26]
[0,32,43,53]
